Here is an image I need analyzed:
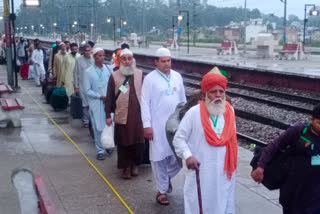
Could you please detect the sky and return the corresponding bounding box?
[209,0,318,19]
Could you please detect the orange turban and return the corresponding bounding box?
[113,49,122,67]
[201,72,228,92]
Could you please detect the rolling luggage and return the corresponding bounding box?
[42,75,55,95]
[70,94,83,119]
[49,87,68,111]
[44,85,55,104]
[20,63,29,80]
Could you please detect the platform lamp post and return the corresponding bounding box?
[303,4,319,45]
[280,0,287,43]
[107,16,116,46]
[178,10,189,54]
[53,22,57,34]
[120,18,126,38]
[172,15,178,41]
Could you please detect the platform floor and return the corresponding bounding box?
[98,40,320,79]
[30,36,320,79]
[0,65,282,214]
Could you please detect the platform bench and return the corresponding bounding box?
[0,98,24,128]
[217,41,238,55]
[163,39,173,48]
[0,84,13,97]
[279,44,299,60]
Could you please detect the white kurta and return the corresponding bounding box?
[31,49,45,86]
[85,64,112,132]
[141,69,186,161]
[74,55,94,107]
[62,53,80,97]
[173,104,236,214]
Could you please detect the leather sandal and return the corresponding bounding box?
[156,192,169,205]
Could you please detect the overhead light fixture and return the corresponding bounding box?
[23,0,40,7]
[0,16,3,20]
[107,18,111,23]
[90,23,94,27]
[311,9,319,16]
[53,23,57,26]
[178,15,183,21]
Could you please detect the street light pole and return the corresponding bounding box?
[280,0,287,43]
[179,10,190,54]
[244,0,247,54]
[172,16,177,41]
[120,18,126,38]
[303,4,316,45]
[107,16,116,46]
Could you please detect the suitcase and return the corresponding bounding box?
[49,87,68,111]
[20,63,29,79]
[42,75,55,95]
[70,94,83,119]
[44,85,54,104]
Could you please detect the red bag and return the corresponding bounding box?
[20,63,29,79]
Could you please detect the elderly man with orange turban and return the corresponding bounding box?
[173,72,238,214]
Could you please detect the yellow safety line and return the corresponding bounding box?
[22,86,134,214]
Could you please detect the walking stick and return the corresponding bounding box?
[196,168,203,214]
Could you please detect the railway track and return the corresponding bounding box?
[137,65,320,107]
[138,64,315,114]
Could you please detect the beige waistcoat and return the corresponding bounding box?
[113,69,143,124]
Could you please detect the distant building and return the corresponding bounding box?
[245,19,267,43]
[311,29,320,41]
[272,28,299,44]
[216,27,242,42]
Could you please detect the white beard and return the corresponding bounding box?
[205,95,226,116]
[119,63,135,76]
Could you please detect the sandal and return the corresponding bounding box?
[156,192,169,205]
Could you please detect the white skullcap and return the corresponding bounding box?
[92,47,104,56]
[59,42,65,46]
[155,48,171,57]
[56,38,61,42]
[120,48,133,57]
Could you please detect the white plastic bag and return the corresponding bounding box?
[101,125,115,149]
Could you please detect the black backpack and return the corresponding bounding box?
[250,123,311,190]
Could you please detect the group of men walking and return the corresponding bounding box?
[79,45,239,213]
[29,38,320,214]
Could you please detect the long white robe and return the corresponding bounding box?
[85,64,112,132]
[173,104,236,214]
[141,69,186,161]
[74,55,94,107]
[31,49,45,86]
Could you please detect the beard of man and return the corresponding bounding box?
[205,94,226,116]
[119,62,135,76]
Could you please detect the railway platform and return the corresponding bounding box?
[98,40,320,79]
[31,37,320,79]
[0,64,282,214]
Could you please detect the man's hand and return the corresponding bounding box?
[186,156,200,170]
[251,167,264,183]
[74,88,80,94]
[144,127,153,140]
[100,96,106,102]
[106,118,112,126]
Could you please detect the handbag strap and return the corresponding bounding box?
[115,76,131,101]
